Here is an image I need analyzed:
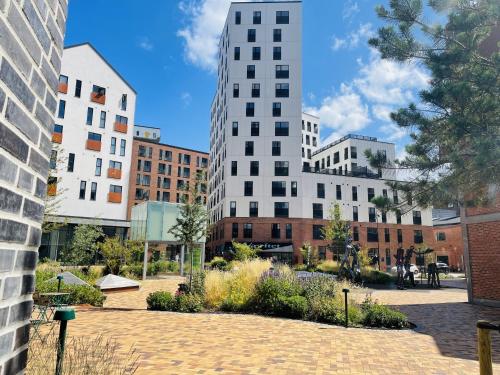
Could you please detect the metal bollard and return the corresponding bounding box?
[342,288,349,328]
[56,275,64,292]
[54,308,76,375]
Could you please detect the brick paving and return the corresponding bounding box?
[65,278,500,375]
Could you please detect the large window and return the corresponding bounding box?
[245,141,254,156]
[99,110,106,128]
[120,139,126,156]
[251,122,259,136]
[275,122,289,136]
[272,141,281,156]
[235,11,241,24]
[234,47,240,60]
[252,47,261,60]
[110,137,116,154]
[57,100,65,118]
[368,188,375,201]
[67,153,75,172]
[291,181,297,197]
[79,181,86,200]
[384,228,390,242]
[232,223,238,239]
[272,181,286,197]
[244,181,253,196]
[436,232,446,241]
[87,132,101,142]
[86,107,93,125]
[367,228,379,242]
[336,185,342,200]
[276,10,289,24]
[286,224,292,239]
[233,83,239,98]
[353,226,359,241]
[273,29,282,42]
[414,230,423,244]
[369,207,376,222]
[352,186,358,201]
[231,161,237,176]
[333,151,339,164]
[253,11,261,24]
[249,202,258,217]
[317,183,325,198]
[353,206,358,222]
[247,65,255,79]
[247,29,256,42]
[250,161,259,176]
[413,210,422,225]
[272,102,281,117]
[75,80,82,97]
[246,102,255,117]
[109,160,122,170]
[275,65,289,79]
[230,201,236,217]
[273,46,281,60]
[397,229,403,243]
[251,84,260,98]
[243,224,252,238]
[274,161,289,176]
[232,122,238,136]
[313,225,324,240]
[271,223,280,239]
[274,202,289,218]
[90,182,97,201]
[275,83,289,97]
[313,203,323,219]
[95,158,102,176]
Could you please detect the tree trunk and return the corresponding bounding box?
[180,245,185,277]
[189,245,193,291]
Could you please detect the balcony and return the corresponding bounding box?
[108,192,122,203]
[114,122,128,134]
[47,183,57,196]
[86,139,101,151]
[107,168,122,179]
[302,165,380,179]
[52,132,62,144]
[90,92,106,105]
[58,83,68,94]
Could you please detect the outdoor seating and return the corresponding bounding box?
[30,292,70,342]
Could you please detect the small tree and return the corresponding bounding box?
[300,242,319,268]
[64,224,103,266]
[169,172,208,289]
[99,237,132,275]
[322,203,351,262]
[232,241,259,261]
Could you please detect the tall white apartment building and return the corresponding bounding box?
[208,1,433,266]
[41,43,136,259]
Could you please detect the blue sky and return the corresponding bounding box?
[64,0,429,156]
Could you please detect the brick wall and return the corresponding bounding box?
[432,224,464,271]
[0,0,67,373]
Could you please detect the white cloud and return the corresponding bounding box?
[331,23,374,51]
[342,0,360,20]
[181,92,192,107]
[138,37,154,51]
[177,0,259,72]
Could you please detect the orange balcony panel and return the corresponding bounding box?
[107,168,122,179]
[52,133,63,144]
[58,83,68,94]
[114,122,128,134]
[86,139,101,152]
[108,192,122,204]
[90,92,106,105]
[47,184,57,196]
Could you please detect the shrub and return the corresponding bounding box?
[210,257,229,271]
[175,293,203,313]
[204,270,231,309]
[36,281,106,307]
[147,291,175,311]
[308,296,363,325]
[362,301,409,329]
[253,274,302,315]
[277,295,308,319]
[189,271,205,296]
[361,269,394,284]
[166,261,179,273]
[232,241,259,261]
[302,276,336,302]
[316,261,339,274]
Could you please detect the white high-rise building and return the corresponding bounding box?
[41,43,136,259]
[208,1,433,266]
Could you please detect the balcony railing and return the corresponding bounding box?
[312,134,378,157]
[108,192,122,203]
[302,165,380,179]
[90,92,106,105]
[114,122,128,133]
[86,139,101,152]
[52,132,62,144]
[58,83,68,94]
[107,168,122,179]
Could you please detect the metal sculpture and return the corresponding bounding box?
[337,225,362,283]
[394,245,405,290]
[403,246,416,287]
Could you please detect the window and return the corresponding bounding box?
[413,210,422,225]
[250,161,259,176]
[92,84,105,98]
[333,151,339,164]
[381,211,387,223]
[414,230,423,244]
[272,181,286,197]
[230,201,236,217]
[273,46,281,60]
[75,79,82,97]
[367,228,378,242]
[78,181,87,199]
[162,192,170,202]
[274,161,289,176]
[344,147,349,160]
[352,186,358,201]
[253,11,261,24]
[158,163,166,175]
[436,232,446,241]
[393,191,399,204]
[120,94,127,110]
[272,141,281,156]
[268,223,280,239]
[57,100,65,118]
[67,153,75,172]
[87,132,101,142]
[90,182,97,201]
[142,175,151,186]
[276,10,289,24]
[291,181,297,197]
[235,11,241,24]
[246,103,255,117]
[336,185,342,200]
[247,65,256,79]
[252,47,261,60]
[396,210,402,224]
[274,202,289,218]
[317,183,325,198]
[99,110,106,128]
[368,188,375,201]
[143,160,151,172]
[286,224,292,239]
[232,122,238,136]
[275,65,289,79]
[369,207,376,222]
[233,83,239,98]
[353,206,358,221]
[384,228,390,242]
[234,46,240,60]
[232,223,239,238]
[382,189,388,198]
[251,83,260,98]
[273,28,282,42]
[313,225,324,240]
[251,122,259,136]
[314,124,318,134]
[95,158,102,176]
[231,161,237,176]
[245,141,254,156]
[247,29,256,42]
[58,74,68,86]
[353,226,359,241]
[275,122,289,136]
[116,115,128,125]
[397,229,403,243]
[110,137,116,154]
[110,185,122,194]
[120,139,126,156]
[275,83,289,97]
[109,160,122,170]
[351,146,357,159]
[244,181,253,196]
[249,202,258,217]
[272,102,281,117]
[313,203,323,219]
[49,150,57,169]
[243,224,252,238]
[86,107,93,125]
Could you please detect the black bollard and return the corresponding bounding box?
[342,288,349,328]
[56,275,64,292]
[54,309,76,375]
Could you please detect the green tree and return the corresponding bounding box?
[99,237,132,275]
[300,242,319,268]
[64,224,103,266]
[366,0,499,210]
[232,241,259,261]
[321,203,351,262]
[169,172,208,289]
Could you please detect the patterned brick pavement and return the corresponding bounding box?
[66,278,499,375]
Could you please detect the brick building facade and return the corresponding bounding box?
[432,224,464,271]
[0,0,67,372]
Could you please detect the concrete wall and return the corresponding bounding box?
[0,0,67,372]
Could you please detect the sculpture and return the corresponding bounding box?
[394,244,405,290]
[403,246,416,287]
[337,225,362,283]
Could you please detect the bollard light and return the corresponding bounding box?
[342,288,349,328]
[54,308,76,375]
[56,275,64,292]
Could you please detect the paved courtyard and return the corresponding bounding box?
[67,278,500,375]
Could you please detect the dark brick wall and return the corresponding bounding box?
[0,0,67,372]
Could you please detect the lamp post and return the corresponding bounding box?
[342,288,349,328]
[53,308,76,375]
